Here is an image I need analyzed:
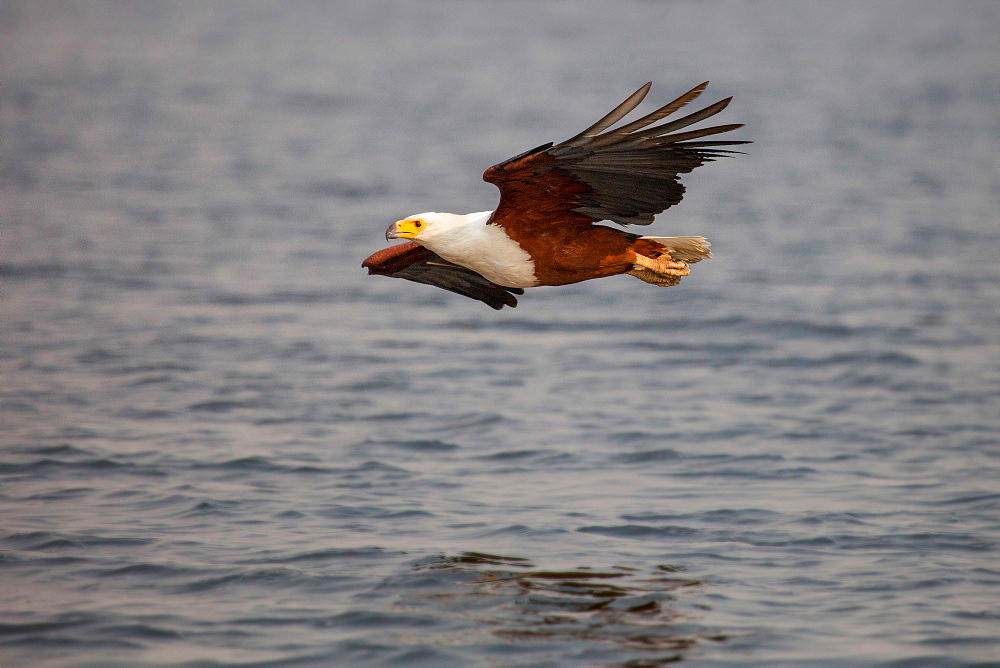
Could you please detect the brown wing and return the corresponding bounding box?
[483,82,749,231]
[362,241,523,309]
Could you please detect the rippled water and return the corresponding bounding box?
[2,1,999,665]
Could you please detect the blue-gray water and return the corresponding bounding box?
[2,1,998,665]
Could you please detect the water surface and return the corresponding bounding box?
[2,1,998,665]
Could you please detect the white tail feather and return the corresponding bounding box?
[639,236,712,263]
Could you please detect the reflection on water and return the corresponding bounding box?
[407,553,718,663]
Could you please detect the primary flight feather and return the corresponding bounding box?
[363,82,748,309]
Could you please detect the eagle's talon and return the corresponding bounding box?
[633,254,691,277]
[627,268,683,286]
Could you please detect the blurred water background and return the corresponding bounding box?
[2,1,998,665]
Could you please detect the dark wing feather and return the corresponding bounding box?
[362,241,522,309]
[483,82,749,229]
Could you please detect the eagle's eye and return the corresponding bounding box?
[414,220,423,227]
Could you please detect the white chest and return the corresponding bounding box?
[427,223,538,289]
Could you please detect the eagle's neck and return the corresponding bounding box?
[423,211,538,288]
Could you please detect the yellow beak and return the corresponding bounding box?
[385,219,422,241]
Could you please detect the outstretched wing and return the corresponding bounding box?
[483,82,749,232]
[362,241,523,309]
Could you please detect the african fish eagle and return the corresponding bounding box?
[363,82,748,309]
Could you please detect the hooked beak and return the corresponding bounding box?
[385,219,421,241]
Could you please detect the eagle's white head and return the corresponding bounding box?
[385,211,491,244]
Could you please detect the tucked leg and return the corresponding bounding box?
[633,253,691,277]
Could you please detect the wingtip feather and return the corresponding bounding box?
[562,82,653,145]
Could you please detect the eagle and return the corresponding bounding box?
[363,82,748,309]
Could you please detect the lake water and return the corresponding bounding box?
[2,1,998,665]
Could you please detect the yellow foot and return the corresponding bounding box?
[633,253,690,277]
